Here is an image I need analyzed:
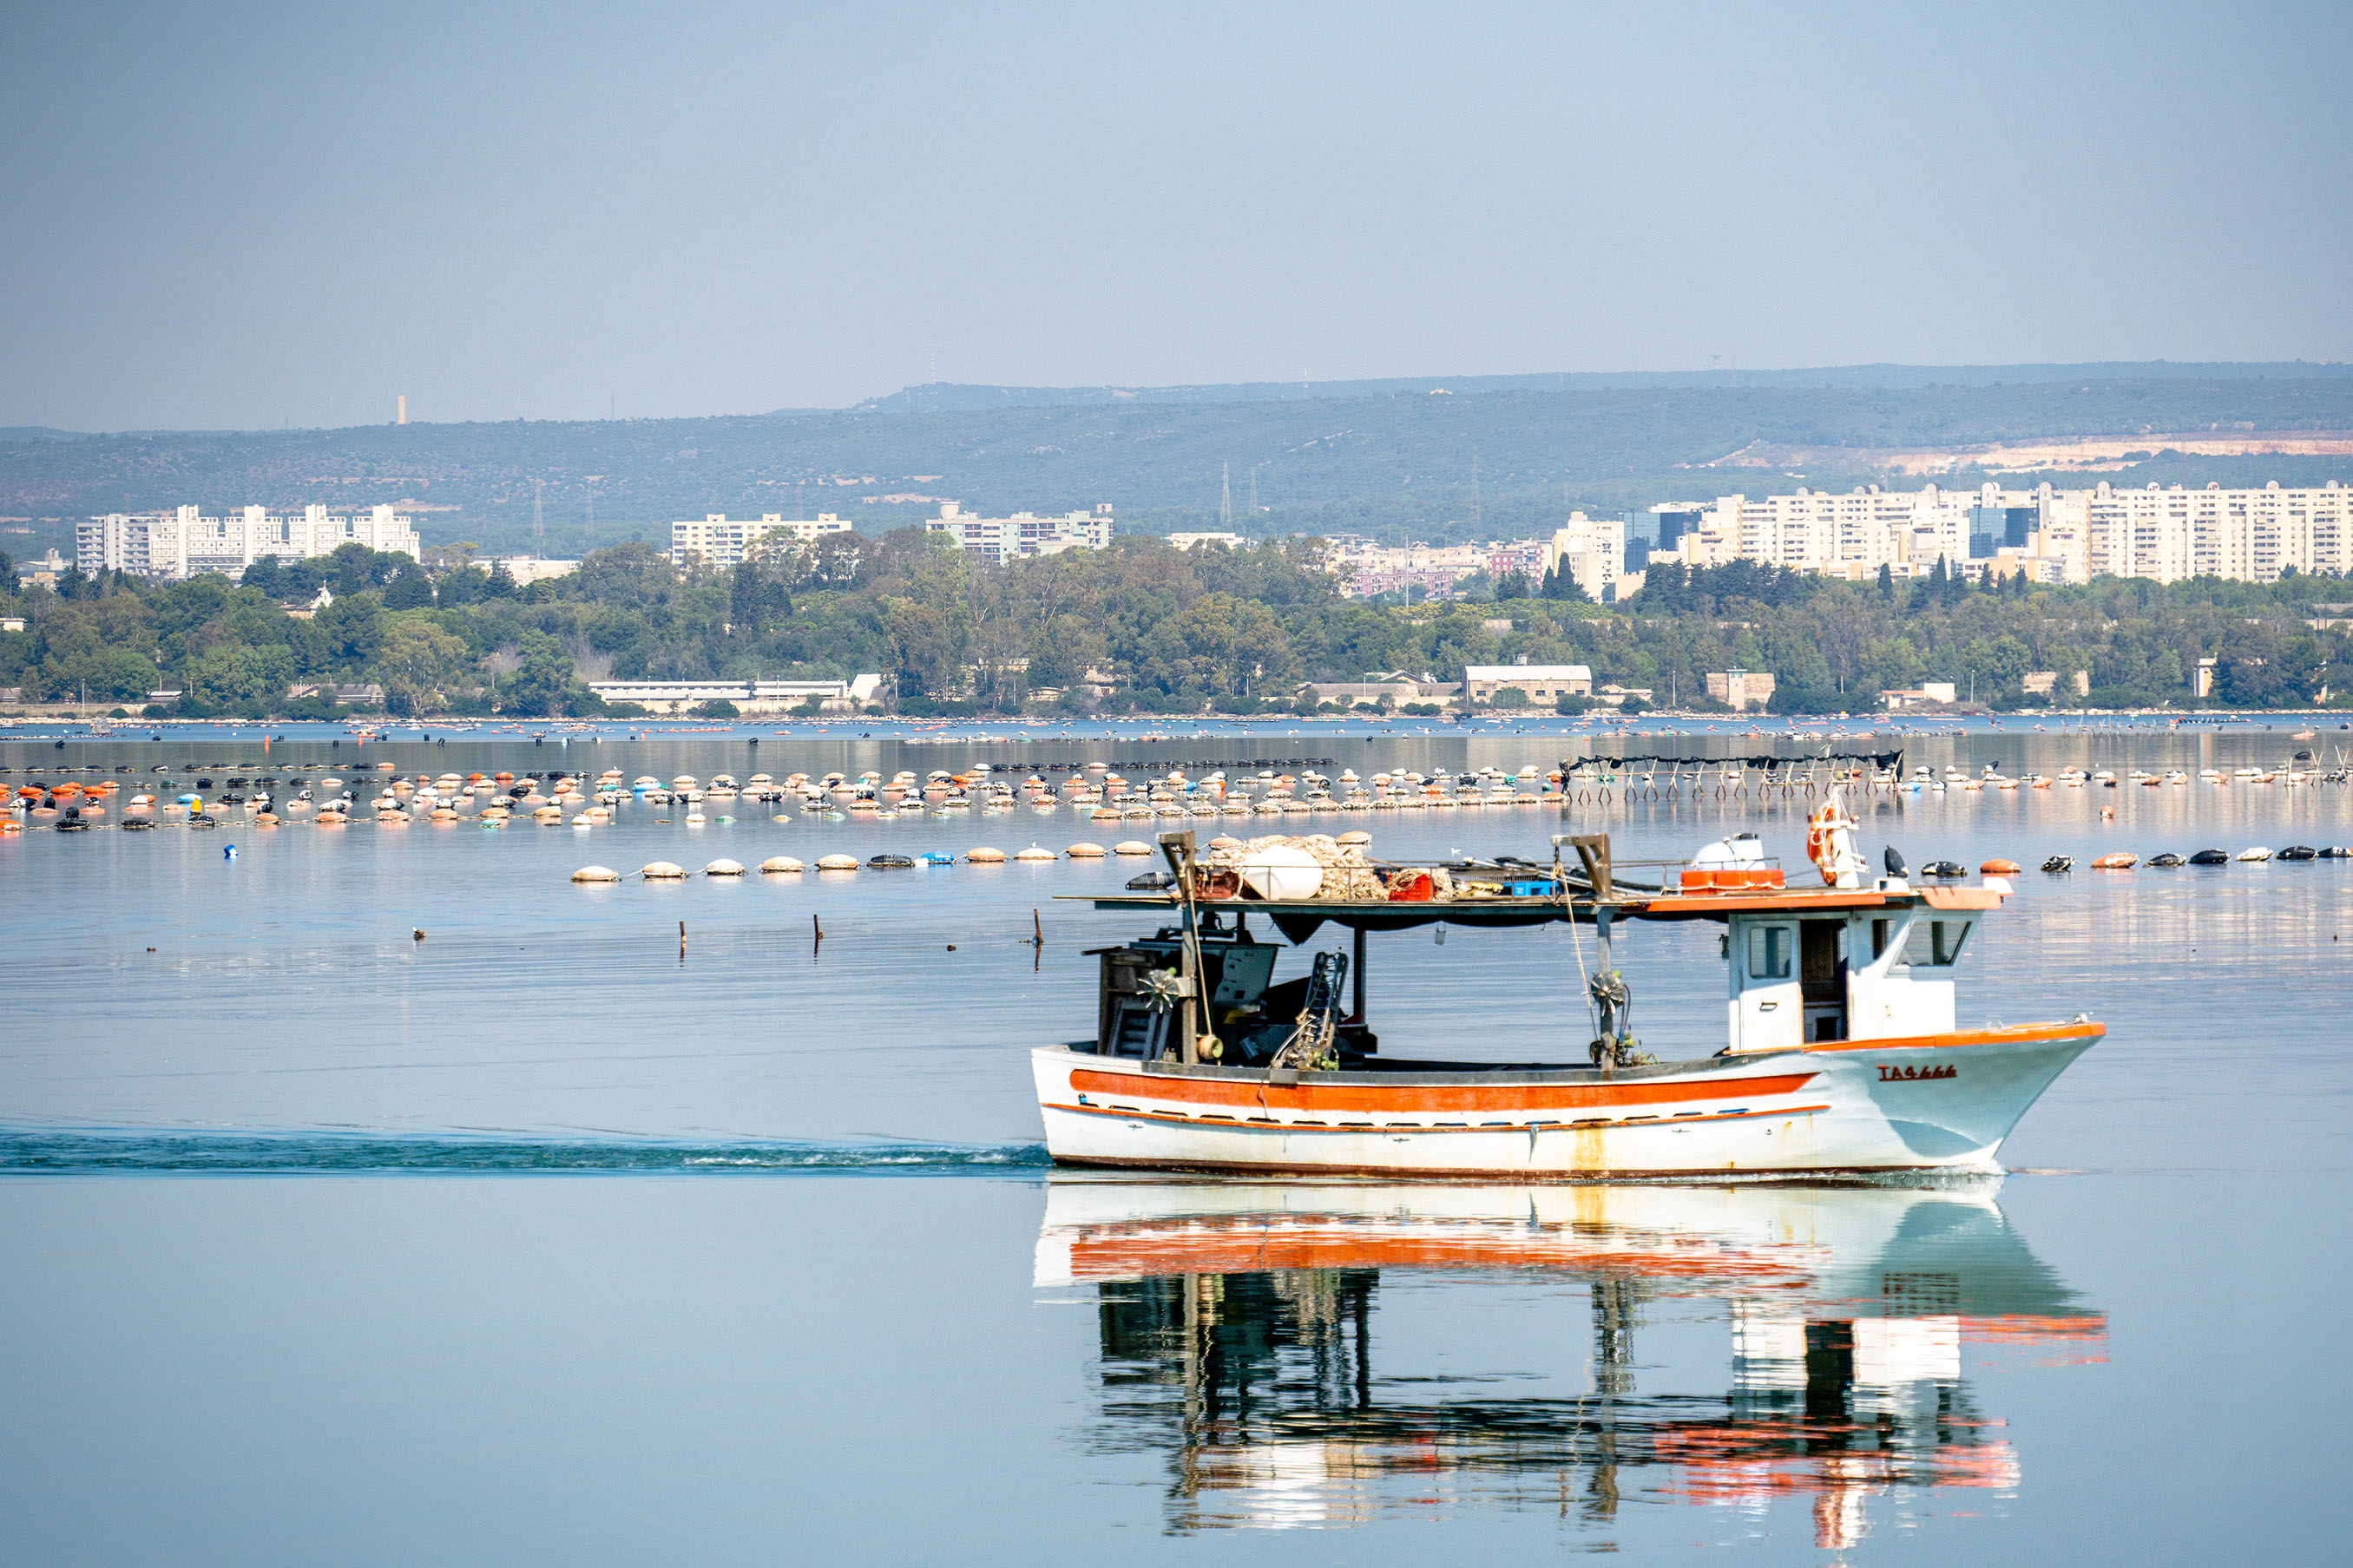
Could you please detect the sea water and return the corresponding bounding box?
[2,725,2347,1563]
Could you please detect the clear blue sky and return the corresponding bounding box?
[3,0,2346,431]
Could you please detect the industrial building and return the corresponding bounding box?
[1706,670,1777,711]
[585,674,886,715]
[1462,664,1593,706]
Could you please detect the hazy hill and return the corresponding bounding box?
[856,359,2353,413]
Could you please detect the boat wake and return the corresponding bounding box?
[0,1125,1052,1175]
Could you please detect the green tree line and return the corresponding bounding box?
[3,535,2349,718]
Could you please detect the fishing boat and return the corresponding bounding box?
[1030,792,2099,1179]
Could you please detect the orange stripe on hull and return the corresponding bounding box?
[1800,1021,2102,1055]
[1067,1232,1812,1281]
[1066,1069,1817,1115]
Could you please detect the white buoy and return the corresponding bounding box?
[1015,845,1056,862]
[1237,843,1324,900]
[1111,840,1153,856]
[640,861,687,879]
[571,865,621,882]
[704,858,745,876]
[1067,842,1107,858]
[759,856,805,874]
[1336,830,1372,846]
[966,847,1006,863]
[816,854,860,871]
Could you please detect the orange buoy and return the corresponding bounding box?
[1981,858,2021,876]
[2092,852,2137,869]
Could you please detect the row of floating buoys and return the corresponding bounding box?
[572,833,1402,884]
[1966,846,2343,876]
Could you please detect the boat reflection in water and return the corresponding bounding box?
[1039,1179,2102,1547]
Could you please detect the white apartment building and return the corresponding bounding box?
[924,502,1114,564]
[669,513,855,568]
[1543,511,1628,600]
[1668,486,1980,577]
[1659,480,2353,587]
[78,505,422,581]
[2073,480,2353,583]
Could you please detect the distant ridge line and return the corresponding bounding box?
[841,360,2353,416]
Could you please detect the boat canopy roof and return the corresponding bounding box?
[1075,882,2003,941]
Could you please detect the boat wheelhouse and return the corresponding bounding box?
[1032,804,2098,1179]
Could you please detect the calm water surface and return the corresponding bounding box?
[3,728,2348,1563]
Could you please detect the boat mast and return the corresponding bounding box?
[1350,925,1367,1026]
[1559,832,1630,1061]
[1157,830,1209,1064]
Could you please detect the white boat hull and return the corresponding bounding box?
[1032,1024,2098,1180]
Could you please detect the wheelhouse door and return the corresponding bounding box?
[1799,919,1848,1042]
[1731,918,1803,1053]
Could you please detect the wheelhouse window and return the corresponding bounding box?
[1746,924,1792,980]
[1902,917,1973,968]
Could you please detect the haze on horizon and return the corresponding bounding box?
[3,0,2347,435]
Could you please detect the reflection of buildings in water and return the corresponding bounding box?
[1045,1181,2102,1545]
